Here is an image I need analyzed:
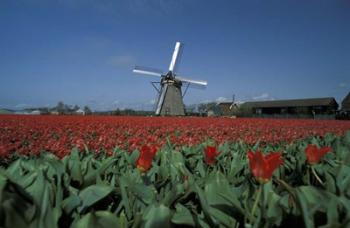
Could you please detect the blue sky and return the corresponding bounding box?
[1,0,349,111]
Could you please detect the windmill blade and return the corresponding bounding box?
[176,76,207,86]
[168,42,183,73]
[133,66,163,77]
[155,84,168,115]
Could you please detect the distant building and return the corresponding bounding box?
[14,111,28,115]
[205,102,239,117]
[217,102,239,116]
[342,92,350,111]
[50,110,59,115]
[75,109,85,115]
[242,97,338,119]
[31,110,41,115]
[217,102,233,116]
[205,103,222,117]
[337,92,350,120]
[207,110,216,117]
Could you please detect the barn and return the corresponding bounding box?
[342,92,350,111]
[242,97,338,119]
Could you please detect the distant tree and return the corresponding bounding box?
[185,104,196,113]
[83,106,92,115]
[206,102,217,111]
[123,109,136,115]
[112,108,121,116]
[56,101,65,115]
[39,107,50,115]
[206,102,222,116]
[198,103,207,115]
[73,105,80,112]
[64,104,73,114]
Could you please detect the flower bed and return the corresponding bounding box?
[1,130,350,227]
[1,115,350,157]
[1,115,350,227]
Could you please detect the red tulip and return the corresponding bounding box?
[136,145,158,172]
[75,139,85,150]
[305,144,331,165]
[204,146,220,165]
[247,150,283,183]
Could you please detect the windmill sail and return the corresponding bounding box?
[168,42,183,73]
[176,76,207,86]
[155,84,168,115]
[133,66,163,77]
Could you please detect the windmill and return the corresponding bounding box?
[133,42,207,116]
[230,94,238,110]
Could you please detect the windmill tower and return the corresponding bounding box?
[133,42,207,116]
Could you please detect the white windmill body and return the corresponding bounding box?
[133,42,207,116]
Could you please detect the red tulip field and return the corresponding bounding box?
[1,115,349,157]
[1,115,350,227]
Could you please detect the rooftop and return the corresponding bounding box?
[243,97,338,108]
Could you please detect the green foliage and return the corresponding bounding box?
[1,132,350,227]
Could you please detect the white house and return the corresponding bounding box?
[76,109,85,115]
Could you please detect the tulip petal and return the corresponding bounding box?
[305,144,331,165]
[247,150,283,183]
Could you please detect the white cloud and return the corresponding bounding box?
[113,100,120,105]
[339,82,347,88]
[200,99,212,104]
[252,93,272,101]
[108,55,135,67]
[198,97,232,104]
[15,103,31,108]
[215,97,230,103]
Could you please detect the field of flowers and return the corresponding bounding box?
[1,115,350,157]
[0,115,350,227]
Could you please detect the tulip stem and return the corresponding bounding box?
[311,166,324,186]
[261,184,265,220]
[275,178,296,199]
[251,185,262,221]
